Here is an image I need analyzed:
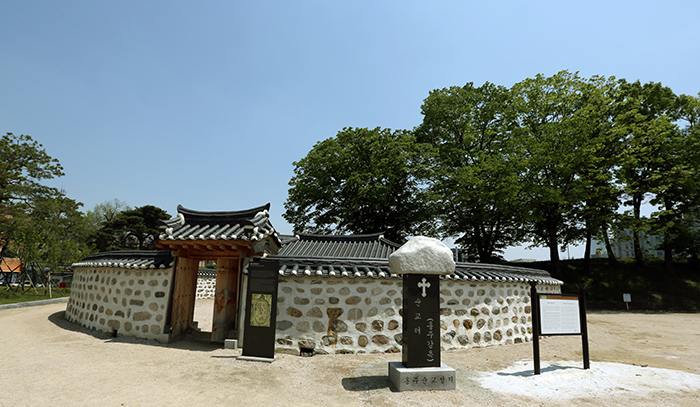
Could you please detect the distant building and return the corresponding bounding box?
[591,231,664,259]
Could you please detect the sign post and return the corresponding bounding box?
[530,282,590,375]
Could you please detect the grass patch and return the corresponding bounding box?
[0,287,71,305]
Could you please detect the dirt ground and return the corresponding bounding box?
[1,300,699,407]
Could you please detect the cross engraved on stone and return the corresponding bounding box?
[417,277,431,297]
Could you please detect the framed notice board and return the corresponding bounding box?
[539,295,581,335]
[530,283,589,374]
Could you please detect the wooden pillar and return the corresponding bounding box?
[170,257,199,339]
[212,257,239,342]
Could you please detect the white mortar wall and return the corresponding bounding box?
[274,276,561,355]
[66,267,174,341]
[196,276,216,299]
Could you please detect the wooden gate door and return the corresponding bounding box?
[211,257,240,342]
[170,257,199,339]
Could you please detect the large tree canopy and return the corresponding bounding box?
[283,127,435,243]
[285,74,698,272]
[1,133,92,280]
[416,81,525,262]
[90,205,170,251]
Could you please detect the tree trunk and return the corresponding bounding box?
[663,198,673,273]
[583,227,592,275]
[548,228,561,277]
[632,195,645,269]
[603,225,618,266]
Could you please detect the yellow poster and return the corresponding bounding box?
[250,293,272,327]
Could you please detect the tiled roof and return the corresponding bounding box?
[198,268,216,278]
[1,258,22,272]
[158,204,280,246]
[271,234,562,285]
[278,233,400,259]
[72,251,174,270]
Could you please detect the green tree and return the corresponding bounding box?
[416,82,525,262]
[13,194,93,276]
[0,133,92,290]
[284,127,435,243]
[615,80,681,269]
[92,205,170,251]
[0,133,65,249]
[84,199,131,237]
[569,76,625,272]
[511,71,592,276]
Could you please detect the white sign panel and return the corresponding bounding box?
[539,295,581,335]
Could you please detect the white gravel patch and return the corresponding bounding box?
[477,360,700,399]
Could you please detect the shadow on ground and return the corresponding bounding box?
[47,311,222,352]
[497,364,580,376]
[341,375,393,391]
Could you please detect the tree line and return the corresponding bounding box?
[1,132,169,289]
[284,71,700,276]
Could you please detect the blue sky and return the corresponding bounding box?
[2,1,698,260]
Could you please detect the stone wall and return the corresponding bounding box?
[66,267,174,341]
[274,276,560,355]
[196,274,216,299]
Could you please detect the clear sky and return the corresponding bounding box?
[2,1,698,260]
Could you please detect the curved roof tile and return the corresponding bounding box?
[72,251,174,270]
[158,203,281,246]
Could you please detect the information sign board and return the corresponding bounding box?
[539,295,581,335]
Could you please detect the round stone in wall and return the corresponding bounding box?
[473,332,481,343]
[347,308,363,321]
[329,320,348,333]
[358,335,368,347]
[371,335,389,345]
[298,339,316,349]
[313,321,325,332]
[345,296,361,305]
[277,321,293,330]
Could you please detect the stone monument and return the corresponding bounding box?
[387,236,457,391]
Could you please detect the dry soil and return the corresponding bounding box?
[1,300,699,407]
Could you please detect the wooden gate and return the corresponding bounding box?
[169,257,199,339]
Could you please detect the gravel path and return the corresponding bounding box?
[1,301,698,407]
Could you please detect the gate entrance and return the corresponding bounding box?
[156,204,280,343]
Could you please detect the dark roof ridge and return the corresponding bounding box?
[297,232,400,246]
[82,250,172,261]
[178,203,270,219]
[268,255,391,264]
[161,203,271,228]
[455,261,552,274]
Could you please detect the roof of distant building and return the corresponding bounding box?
[0,258,22,272]
[270,234,562,285]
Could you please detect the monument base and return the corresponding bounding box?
[388,362,456,391]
